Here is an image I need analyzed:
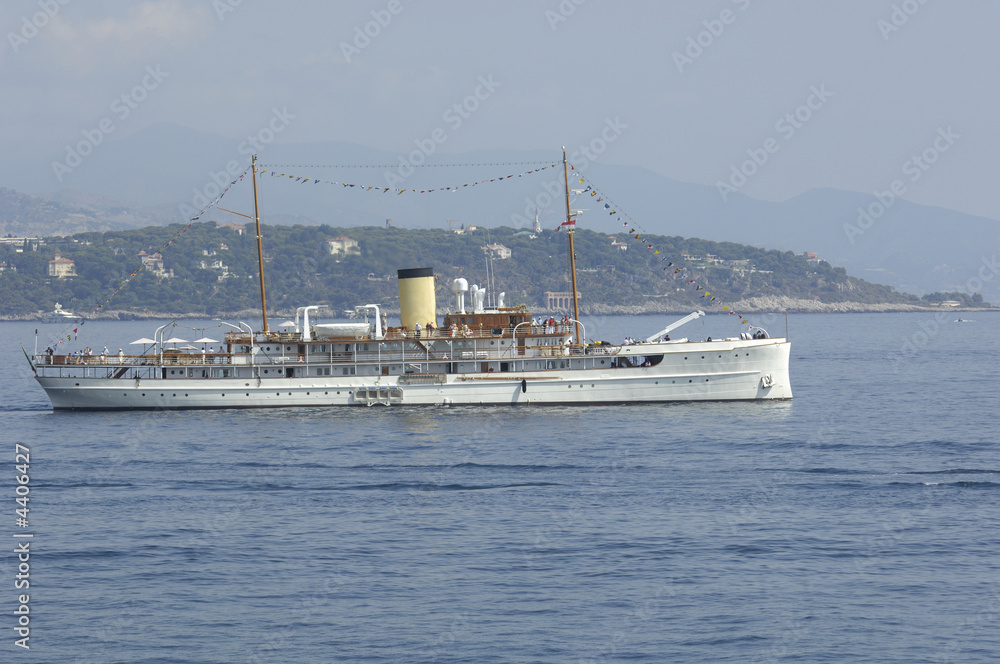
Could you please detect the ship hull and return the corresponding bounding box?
[35,339,791,410]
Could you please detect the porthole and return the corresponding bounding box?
[246,393,249,396]
[701,356,705,359]
[684,356,688,360]
[185,393,188,397]
[160,393,164,397]
[142,393,146,396]
[222,393,225,396]
[173,393,177,397]
[688,380,692,383]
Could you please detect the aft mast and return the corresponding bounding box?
[251,154,269,333]
[562,147,582,345]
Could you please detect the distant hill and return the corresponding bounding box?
[0,187,165,237]
[3,122,997,302]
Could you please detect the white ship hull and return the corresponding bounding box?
[35,338,790,410]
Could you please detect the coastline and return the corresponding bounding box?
[2,299,996,322]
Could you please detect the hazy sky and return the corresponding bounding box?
[3,0,997,221]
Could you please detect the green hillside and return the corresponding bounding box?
[0,222,930,318]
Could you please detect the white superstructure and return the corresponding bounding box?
[30,294,791,410]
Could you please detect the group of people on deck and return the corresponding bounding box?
[532,316,572,334]
[46,346,126,365]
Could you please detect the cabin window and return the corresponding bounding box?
[342,367,356,376]
[315,367,331,376]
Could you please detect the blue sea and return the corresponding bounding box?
[1,312,998,663]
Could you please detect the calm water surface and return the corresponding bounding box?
[1,312,997,663]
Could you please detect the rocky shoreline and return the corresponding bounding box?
[3,298,996,322]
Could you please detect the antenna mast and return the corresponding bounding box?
[563,147,582,345]
[251,154,269,333]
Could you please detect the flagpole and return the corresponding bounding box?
[251,154,269,334]
[563,147,582,345]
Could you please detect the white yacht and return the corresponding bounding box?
[28,152,791,410]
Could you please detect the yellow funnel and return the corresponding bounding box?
[397,267,436,331]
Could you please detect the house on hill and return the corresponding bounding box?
[48,253,76,278]
[327,236,360,257]
[219,223,245,235]
[482,243,512,259]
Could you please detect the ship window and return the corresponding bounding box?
[342,367,356,375]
